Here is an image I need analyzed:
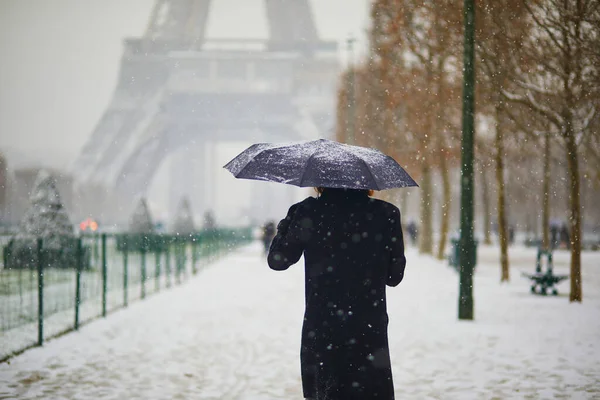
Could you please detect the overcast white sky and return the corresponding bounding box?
[0,0,371,171]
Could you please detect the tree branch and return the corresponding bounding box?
[502,89,564,128]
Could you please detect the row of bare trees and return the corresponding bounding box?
[335,0,600,302]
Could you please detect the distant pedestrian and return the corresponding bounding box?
[550,223,559,249]
[203,210,216,231]
[508,225,515,245]
[407,220,418,246]
[560,223,570,249]
[262,221,276,255]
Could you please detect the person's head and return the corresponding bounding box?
[314,187,374,197]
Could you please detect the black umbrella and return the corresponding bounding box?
[223,139,418,190]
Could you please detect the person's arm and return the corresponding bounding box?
[267,202,307,271]
[387,206,406,287]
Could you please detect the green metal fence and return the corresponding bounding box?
[0,228,252,361]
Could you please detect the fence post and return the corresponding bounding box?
[219,235,223,254]
[191,238,198,275]
[176,244,182,284]
[37,238,44,346]
[180,244,185,281]
[165,244,171,288]
[102,233,107,317]
[123,236,128,307]
[155,249,161,292]
[75,237,82,330]
[141,243,147,299]
[182,243,187,279]
[206,236,212,263]
[218,235,222,259]
[93,232,99,265]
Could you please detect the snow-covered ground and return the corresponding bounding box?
[0,242,599,399]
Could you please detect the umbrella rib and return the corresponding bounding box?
[347,152,380,191]
[231,157,256,179]
[230,147,274,179]
[298,152,318,187]
[223,143,265,172]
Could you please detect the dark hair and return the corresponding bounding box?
[315,187,374,197]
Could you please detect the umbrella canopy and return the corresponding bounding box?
[223,139,418,190]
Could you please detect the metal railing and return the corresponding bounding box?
[0,228,252,361]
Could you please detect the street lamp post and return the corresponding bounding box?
[458,0,476,320]
[346,35,356,145]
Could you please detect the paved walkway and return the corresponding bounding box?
[1,242,599,399]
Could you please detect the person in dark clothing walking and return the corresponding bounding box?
[560,223,571,249]
[508,225,515,245]
[262,221,276,255]
[550,223,560,249]
[406,220,418,246]
[268,187,406,400]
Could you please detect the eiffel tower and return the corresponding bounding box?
[73,0,339,223]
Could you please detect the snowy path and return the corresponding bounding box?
[1,242,599,399]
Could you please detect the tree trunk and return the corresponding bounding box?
[418,57,435,256]
[495,104,510,282]
[542,130,551,250]
[565,123,582,302]
[437,159,451,259]
[481,166,492,245]
[433,57,450,260]
[419,164,434,254]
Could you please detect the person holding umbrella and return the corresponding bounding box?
[224,139,417,400]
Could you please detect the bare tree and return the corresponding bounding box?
[503,0,600,301]
[384,0,463,255]
[476,0,529,281]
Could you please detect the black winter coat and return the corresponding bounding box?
[268,189,406,400]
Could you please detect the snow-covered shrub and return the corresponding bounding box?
[3,170,90,269]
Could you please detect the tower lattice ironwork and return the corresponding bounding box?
[73,0,339,222]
